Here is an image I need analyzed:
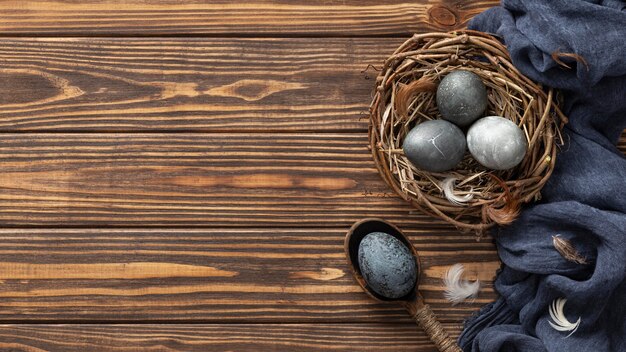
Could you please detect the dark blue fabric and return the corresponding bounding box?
[458,1,626,351]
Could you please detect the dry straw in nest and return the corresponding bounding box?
[369,30,567,235]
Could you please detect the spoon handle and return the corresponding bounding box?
[413,303,462,352]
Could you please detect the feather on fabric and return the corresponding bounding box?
[548,298,581,338]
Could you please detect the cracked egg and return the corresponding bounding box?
[402,119,466,172]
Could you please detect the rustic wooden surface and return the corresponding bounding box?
[0,0,496,36]
[0,133,453,228]
[0,228,498,322]
[0,38,398,132]
[0,0,623,351]
[0,324,467,351]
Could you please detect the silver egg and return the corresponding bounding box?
[358,232,417,299]
[436,70,488,127]
[467,116,528,170]
[402,119,466,172]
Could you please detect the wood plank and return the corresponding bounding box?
[0,323,467,351]
[0,0,498,36]
[1,133,624,227]
[0,133,443,228]
[2,39,624,138]
[0,38,398,132]
[0,228,499,322]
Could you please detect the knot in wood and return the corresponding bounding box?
[428,5,458,27]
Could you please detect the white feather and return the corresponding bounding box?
[548,298,581,338]
[443,264,480,305]
[440,177,473,206]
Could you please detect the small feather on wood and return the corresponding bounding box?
[443,264,480,305]
[552,235,587,265]
[440,177,473,206]
[549,297,581,337]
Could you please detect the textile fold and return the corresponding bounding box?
[458,1,626,351]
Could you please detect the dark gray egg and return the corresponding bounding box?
[436,70,488,127]
[358,232,417,299]
[402,119,466,172]
[467,116,528,170]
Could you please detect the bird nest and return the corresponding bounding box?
[369,30,567,234]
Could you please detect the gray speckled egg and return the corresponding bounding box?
[357,232,417,299]
[436,70,488,127]
[467,116,528,170]
[402,119,466,172]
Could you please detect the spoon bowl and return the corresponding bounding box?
[345,218,461,352]
[344,218,420,302]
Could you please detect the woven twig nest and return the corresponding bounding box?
[369,30,567,234]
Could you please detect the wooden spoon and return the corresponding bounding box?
[345,218,462,352]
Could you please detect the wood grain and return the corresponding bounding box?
[2,133,623,227]
[0,323,469,351]
[0,0,498,36]
[0,228,498,322]
[1,39,624,139]
[0,133,444,228]
[0,38,402,132]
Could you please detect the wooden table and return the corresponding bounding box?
[1,1,624,351]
